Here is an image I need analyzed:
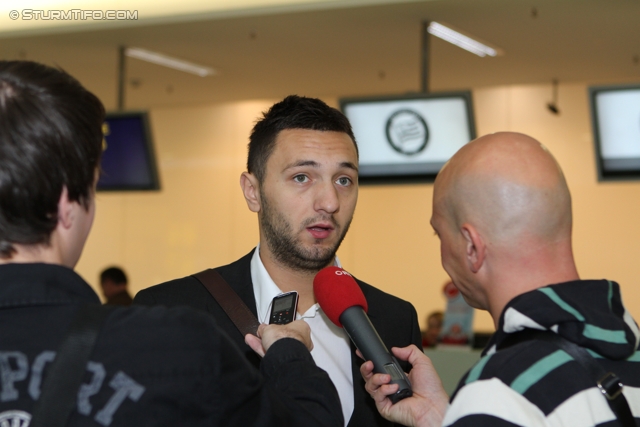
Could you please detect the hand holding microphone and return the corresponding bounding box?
[313,266,413,404]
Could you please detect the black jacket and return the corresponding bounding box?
[134,250,423,427]
[0,263,342,427]
[104,289,133,306]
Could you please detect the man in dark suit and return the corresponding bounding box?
[134,95,422,427]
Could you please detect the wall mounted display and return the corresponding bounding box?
[340,91,476,183]
[589,84,640,181]
[98,111,160,191]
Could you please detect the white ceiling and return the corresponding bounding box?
[1,0,639,110]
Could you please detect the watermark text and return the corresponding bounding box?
[9,9,138,21]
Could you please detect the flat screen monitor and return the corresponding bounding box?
[589,83,640,181]
[340,91,476,183]
[98,111,160,191]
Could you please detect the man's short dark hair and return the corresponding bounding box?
[0,61,105,258]
[100,266,128,286]
[247,95,358,183]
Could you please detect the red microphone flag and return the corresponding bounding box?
[313,266,368,327]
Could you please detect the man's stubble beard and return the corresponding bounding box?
[259,189,352,273]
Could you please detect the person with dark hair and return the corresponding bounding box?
[99,266,133,306]
[361,132,640,427]
[0,63,102,261]
[135,95,422,427]
[0,62,343,427]
[421,311,443,348]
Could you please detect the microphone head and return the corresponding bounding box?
[313,266,368,327]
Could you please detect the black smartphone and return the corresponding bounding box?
[269,291,299,324]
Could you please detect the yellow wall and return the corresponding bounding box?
[76,82,640,333]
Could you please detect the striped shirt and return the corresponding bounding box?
[444,280,640,427]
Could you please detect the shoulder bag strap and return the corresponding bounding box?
[500,330,635,427]
[29,304,115,427]
[192,268,260,337]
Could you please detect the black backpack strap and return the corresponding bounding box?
[499,329,635,427]
[29,304,115,427]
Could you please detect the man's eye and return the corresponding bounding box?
[293,175,309,183]
[336,177,352,186]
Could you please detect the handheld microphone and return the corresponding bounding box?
[313,266,412,404]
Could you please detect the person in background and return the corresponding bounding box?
[421,311,443,348]
[135,95,422,427]
[0,60,343,427]
[361,132,640,427]
[100,266,133,306]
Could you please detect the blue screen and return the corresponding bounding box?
[98,113,159,191]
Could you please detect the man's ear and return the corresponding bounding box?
[57,186,74,229]
[240,172,261,213]
[461,224,486,273]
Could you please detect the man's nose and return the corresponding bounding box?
[314,181,339,214]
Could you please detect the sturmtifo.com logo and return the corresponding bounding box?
[0,410,31,426]
[385,109,429,155]
[9,9,138,21]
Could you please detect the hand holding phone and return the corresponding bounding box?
[246,320,313,356]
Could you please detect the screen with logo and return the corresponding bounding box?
[589,84,640,181]
[98,112,160,191]
[340,91,476,183]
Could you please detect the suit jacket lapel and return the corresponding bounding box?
[212,249,263,369]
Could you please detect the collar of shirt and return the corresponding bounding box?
[251,243,342,323]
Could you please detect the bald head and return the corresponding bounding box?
[431,132,578,321]
[434,132,572,246]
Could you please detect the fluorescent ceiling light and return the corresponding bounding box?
[427,21,503,57]
[125,47,217,77]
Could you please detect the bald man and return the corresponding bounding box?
[361,132,640,427]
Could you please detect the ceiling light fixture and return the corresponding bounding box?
[427,22,503,57]
[125,47,216,77]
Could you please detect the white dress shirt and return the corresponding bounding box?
[251,245,354,426]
